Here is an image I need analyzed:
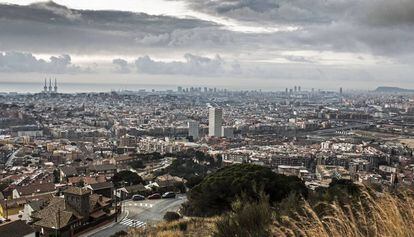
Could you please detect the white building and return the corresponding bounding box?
[209,107,223,137]
[188,121,199,140]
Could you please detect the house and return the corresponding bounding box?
[60,166,78,182]
[86,182,114,199]
[67,175,106,186]
[0,194,54,219]
[22,199,47,223]
[12,182,56,198]
[0,220,36,237]
[112,155,141,166]
[124,184,149,197]
[154,174,186,193]
[33,186,113,237]
[59,166,88,182]
[155,174,186,188]
[88,164,117,176]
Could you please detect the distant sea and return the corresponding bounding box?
[0,82,179,94]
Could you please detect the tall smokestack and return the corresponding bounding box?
[49,78,52,92]
[43,78,47,93]
[54,78,58,93]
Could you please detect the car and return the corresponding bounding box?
[147,193,161,199]
[132,194,145,201]
[162,192,176,199]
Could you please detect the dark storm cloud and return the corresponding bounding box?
[134,54,241,76]
[0,1,217,54]
[112,58,130,73]
[181,0,414,57]
[0,0,413,70]
[0,52,86,73]
[185,0,414,26]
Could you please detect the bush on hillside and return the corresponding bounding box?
[185,164,307,216]
[163,212,181,222]
[214,192,272,237]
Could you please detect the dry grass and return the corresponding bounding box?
[399,139,414,149]
[274,187,414,237]
[127,218,217,237]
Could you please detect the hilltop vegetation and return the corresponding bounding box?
[184,164,307,216]
[127,164,414,237]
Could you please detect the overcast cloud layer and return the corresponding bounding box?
[0,0,413,89]
[0,51,86,73]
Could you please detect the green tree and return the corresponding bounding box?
[112,170,143,187]
[130,160,145,169]
[53,170,60,183]
[186,164,307,216]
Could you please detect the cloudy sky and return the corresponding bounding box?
[0,0,414,92]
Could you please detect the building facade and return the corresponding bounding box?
[209,107,222,137]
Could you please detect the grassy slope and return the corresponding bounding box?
[128,186,414,237]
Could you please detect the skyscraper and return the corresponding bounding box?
[188,121,199,140]
[209,107,223,137]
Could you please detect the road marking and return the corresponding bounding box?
[125,202,153,208]
[120,218,146,228]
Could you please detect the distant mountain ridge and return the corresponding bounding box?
[375,86,414,93]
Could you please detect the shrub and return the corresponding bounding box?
[164,212,181,222]
[214,192,272,237]
[109,230,128,237]
[186,164,307,216]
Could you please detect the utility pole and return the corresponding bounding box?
[55,208,60,237]
[115,189,118,222]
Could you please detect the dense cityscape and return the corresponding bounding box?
[0,81,413,236]
[1,0,414,236]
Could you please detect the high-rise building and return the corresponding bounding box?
[340,87,343,95]
[188,121,199,140]
[221,126,234,139]
[209,107,223,137]
[177,86,183,93]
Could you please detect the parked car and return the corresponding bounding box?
[162,192,176,199]
[147,193,161,199]
[132,194,145,201]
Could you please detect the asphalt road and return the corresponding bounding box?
[85,194,187,237]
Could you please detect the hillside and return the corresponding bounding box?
[124,185,414,237]
[122,165,414,237]
[375,86,414,93]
